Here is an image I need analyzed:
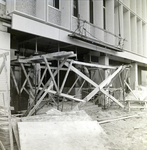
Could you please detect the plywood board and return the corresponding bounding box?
[22,110,92,122]
[18,121,108,150]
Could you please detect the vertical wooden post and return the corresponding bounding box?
[57,43,60,110]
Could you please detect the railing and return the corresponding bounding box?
[71,18,125,49]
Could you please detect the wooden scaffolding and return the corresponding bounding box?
[10,51,131,116]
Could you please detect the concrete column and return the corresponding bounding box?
[130,63,138,90]
[105,0,115,45]
[131,16,137,53]
[137,20,143,55]
[143,24,147,57]
[93,0,104,41]
[99,55,109,78]
[114,3,123,47]
[136,0,142,17]
[138,67,141,85]
[119,5,124,38]
[99,55,110,107]
[142,0,146,20]
[123,9,131,51]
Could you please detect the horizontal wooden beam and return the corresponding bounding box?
[47,90,85,102]
[64,62,98,87]
[67,59,117,69]
[18,51,76,63]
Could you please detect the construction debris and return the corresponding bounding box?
[98,112,144,124]
[16,109,109,150]
[125,85,147,111]
[0,52,14,150]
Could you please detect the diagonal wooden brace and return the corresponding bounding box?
[100,88,124,108]
[20,71,31,94]
[83,66,124,108]
[20,63,35,96]
[43,56,59,93]
[10,68,19,94]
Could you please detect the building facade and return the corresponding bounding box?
[1,0,147,108]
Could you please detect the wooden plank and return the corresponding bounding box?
[84,66,123,102]
[0,141,6,150]
[100,88,124,108]
[10,68,19,94]
[18,51,76,63]
[98,113,142,124]
[27,82,54,116]
[20,71,31,93]
[8,108,14,150]
[124,80,138,100]
[125,100,147,102]
[18,121,106,150]
[64,62,98,87]
[43,56,59,93]
[22,110,92,122]
[0,57,5,74]
[59,60,73,93]
[21,63,35,95]
[36,58,67,101]
[99,66,123,89]
[11,118,21,150]
[27,90,49,116]
[67,76,80,94]
[36,68,47,93]
[47,90,85,102]
[68,59,117,69]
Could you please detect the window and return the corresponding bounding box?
[49,0,59,9]
[103,0,106,29]
[73,0,78,17]
[89,0,93,23]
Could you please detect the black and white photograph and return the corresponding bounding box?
[0,0,147,149]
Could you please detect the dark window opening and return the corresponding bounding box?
[89,0,93,24]
[49,0,59,9]
[73,0,78,17]
[54,0,59,9]
[103,0,106,29]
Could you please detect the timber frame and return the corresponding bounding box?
[10,51,131,116]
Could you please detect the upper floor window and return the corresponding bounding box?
[73,0,78,17]
[49,0,59,9]
[89,0,93,24]
[103,0,106,29]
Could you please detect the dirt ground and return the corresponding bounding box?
[87,107,147,150]
[38,101,147,150]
